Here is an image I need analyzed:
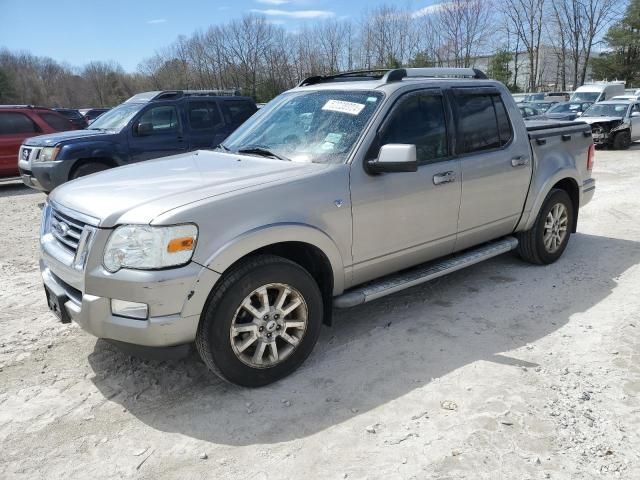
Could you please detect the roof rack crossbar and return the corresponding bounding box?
[383,67,488,82]
[297,69,393,87]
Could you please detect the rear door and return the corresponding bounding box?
[128,104,189,162]
[220,99,257,132]
[0,112,42,176]
[449,87,532,251]
[186,100,228,149]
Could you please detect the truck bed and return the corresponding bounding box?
[526,120,591,135]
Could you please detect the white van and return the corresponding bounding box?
[571,82,625,103]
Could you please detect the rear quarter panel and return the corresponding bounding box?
[516,122,593,232]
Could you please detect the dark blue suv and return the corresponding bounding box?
[19,90,257,192]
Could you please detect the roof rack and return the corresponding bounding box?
[0,104,42,109]
[124,89,242,104]
[153,89,241,100]
[298,67,487,87]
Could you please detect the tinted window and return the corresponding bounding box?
[188,101,222,130]
[86,109,108,120]
[57,109,83,120]
[0,112,40,134]
[225,100,256,124]
[137,106,179,133]
[379,91,448,163]
[453,93,501,153]
[493,97,513,145]
[39,112,72,131]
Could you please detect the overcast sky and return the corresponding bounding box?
[0,0,438,72]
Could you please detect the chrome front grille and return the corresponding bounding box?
[51,208,87,255]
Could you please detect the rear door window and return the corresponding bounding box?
[188,101,223,130]
[39,112,72,131]
[224,100,256,124]
[493,97,513,145]
[0,112,41,134]
[451,92,502,153]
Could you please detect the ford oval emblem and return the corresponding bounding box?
[54,220,69,237]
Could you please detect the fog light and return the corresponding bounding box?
[111,299,148,320]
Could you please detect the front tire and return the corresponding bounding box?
[517,189,574,265]
[70,161,111,180]
[196,255,323,387]
[612,131,631,150]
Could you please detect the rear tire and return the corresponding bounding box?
[612,131,631,150]
[517,189,574,265]
[70,161,111,180]
[196,255,323,387]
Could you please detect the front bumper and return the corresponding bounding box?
[19,159,71,193]
[40,210,220,348]
[591,132,610,146]
[41,261,211,347]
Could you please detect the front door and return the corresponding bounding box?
[128,104,189,162]
[350,89,462,285]
[449,88,532,250]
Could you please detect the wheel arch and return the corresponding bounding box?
[68,156,118,180]
[519,171,581,233]
[201,224,347,326]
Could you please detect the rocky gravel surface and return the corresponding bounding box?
[1,145,639,479]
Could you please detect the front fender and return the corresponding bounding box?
[61,140,124,164]
[517,168,582,232]
[202,223,346,295]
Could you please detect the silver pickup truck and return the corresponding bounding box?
[40,68,596,386]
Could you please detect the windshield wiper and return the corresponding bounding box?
[217,143,230,152]
[237,146,290,161]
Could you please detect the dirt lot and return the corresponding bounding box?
[1,145,640,480]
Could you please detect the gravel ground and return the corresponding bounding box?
[1,145,639,480]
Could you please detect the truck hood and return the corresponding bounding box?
[49,150,324,227]
[580,116,624,125]
[24,129,112,147]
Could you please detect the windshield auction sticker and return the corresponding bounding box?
[322,100,366,115]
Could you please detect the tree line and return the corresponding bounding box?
[0,0,636,108]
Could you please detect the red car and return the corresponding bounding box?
[0,106,76,181]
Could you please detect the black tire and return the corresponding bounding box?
[196,254,323,387]
[70,161,111,180]
[612,130,631,150]
[517,188,574,265]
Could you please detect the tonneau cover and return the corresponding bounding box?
[525,120,587,131]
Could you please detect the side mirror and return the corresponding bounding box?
[631,111,640,118]
[366,144,418,174]
[576,112,583,117]
[136,122,153,136]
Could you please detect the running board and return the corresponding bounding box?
[334,236,519,308]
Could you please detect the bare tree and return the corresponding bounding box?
[501,0,546,91]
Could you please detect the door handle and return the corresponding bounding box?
[511,156,530,167]
[433,171,456,185]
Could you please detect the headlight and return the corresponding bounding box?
[35,146,61,162]
[103,224,198,272]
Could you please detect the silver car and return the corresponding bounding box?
[40,68,595,386]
